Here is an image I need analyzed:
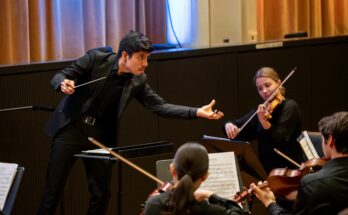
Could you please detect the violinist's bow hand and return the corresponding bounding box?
[197,99,224,120]
[225,123,240,139]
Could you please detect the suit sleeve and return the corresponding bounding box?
[50,50,95,91]
[208,194,243,215]
[136,83,198,119]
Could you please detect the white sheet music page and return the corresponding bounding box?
[198,152,240,200]
[0,162,18,210]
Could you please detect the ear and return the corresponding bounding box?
[169,163,176,178]
[328,135,335,148]
[200,172,209,182]
[121,51,128,58]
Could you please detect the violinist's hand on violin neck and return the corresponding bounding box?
[250,181,276,207]
[225,123,240,139]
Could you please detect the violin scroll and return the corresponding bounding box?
[147,182,173,198]
[233,182,268,203]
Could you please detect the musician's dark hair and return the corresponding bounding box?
[164,142,209,215]
[116,30,153,59]
[254,67,286,95]
[319,111,348,154]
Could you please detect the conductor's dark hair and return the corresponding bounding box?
[116,30,153,59]
[319,112,348,154]
[165,142,209,215]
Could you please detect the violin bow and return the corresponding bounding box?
[274,148,301,168]
[237,67,297,134]
[88,137,164,185]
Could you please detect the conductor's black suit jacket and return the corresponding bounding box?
[44,49,197,141]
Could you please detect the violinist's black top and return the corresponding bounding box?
[143,191,243,215]
[224,99,304,172]
[267,157,348,215]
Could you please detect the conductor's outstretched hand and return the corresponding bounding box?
[197,99,224,120]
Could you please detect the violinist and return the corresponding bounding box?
[223,67,304,173]
[143,142,243,215]
[251,111,348,215]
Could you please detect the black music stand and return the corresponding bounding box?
[202,135,267,182]
[2,166,25,215]
[74,141,173,215]
[201,136,267,214]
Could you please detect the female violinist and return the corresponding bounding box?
[223,67,305,173]
[143,142,243,215]
[250,112,348,215]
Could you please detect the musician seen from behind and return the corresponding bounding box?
[252,111,348,214]
[144,142,243,215]
[37,31,224,215]
[223,67,304,173]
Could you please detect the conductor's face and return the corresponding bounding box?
[122,51,150,76]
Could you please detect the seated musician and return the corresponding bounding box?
[223,67,304,173]
[143,142,243,215]
[251,111,348,214]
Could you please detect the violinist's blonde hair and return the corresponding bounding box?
[254,67,286,95]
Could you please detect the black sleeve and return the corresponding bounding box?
[263,100,301,147]
[267,202,292,215]
[209,194,243,215]
[50,50,95,91]
[136,83,198,119]
[143,194,164,215]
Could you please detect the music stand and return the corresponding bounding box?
[201,136,267,215]
[2,166,25,215]
[74,141,173,215]
[201,135,267,181]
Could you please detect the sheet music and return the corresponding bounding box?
[297,131,319,159]
[298,133,315,159]
[0,162,18,210]
[303,131,320,158]
[81,148,115,155]
[198,152,240,200]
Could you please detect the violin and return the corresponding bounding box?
[264,93,285,119]
[267,158,328,201]
[233,158,328,203]
[147,181,173,197]
[233,182,268,203]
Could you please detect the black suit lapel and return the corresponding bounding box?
[81,54,117,114]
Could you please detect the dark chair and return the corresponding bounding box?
[155,159,172,186]
[2,166,25,215]
[88,46,113,53]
